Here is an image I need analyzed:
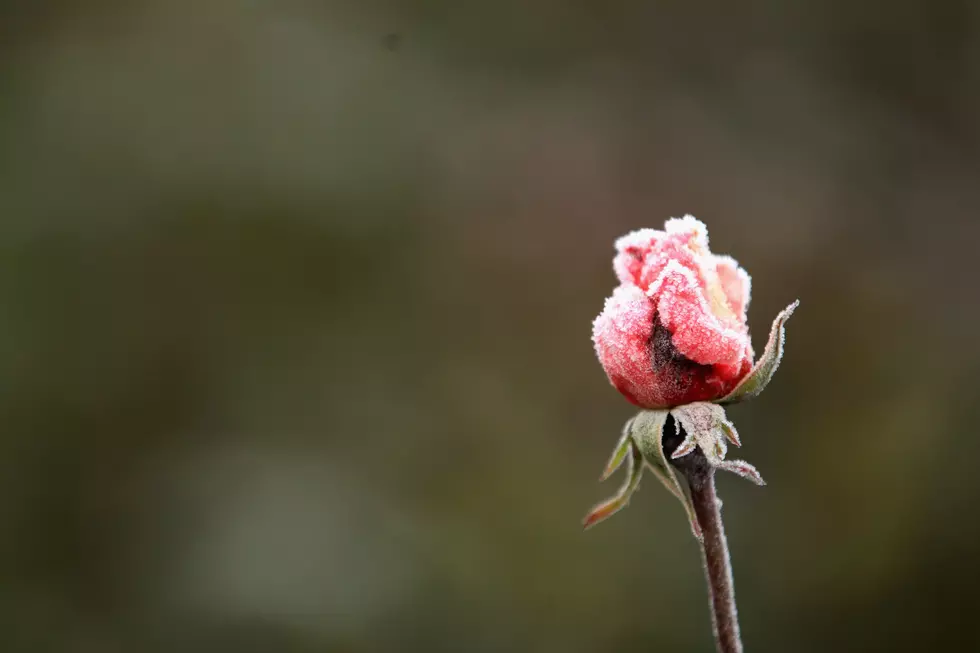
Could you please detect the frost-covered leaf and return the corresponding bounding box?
[721,300,799,404]
[630,410,702,540]
[600,417,634,482]
[669,404,766,486]
[715,459,766,486]
[670,402,730,465]
[719,417,741,447]
[671,433,698,459]
[583,439,644,529]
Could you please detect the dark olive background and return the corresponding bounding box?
[2,1,979,651]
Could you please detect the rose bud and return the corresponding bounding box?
[584,215,797,534]
[593,216,792,409]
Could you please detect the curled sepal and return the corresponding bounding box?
[719,419,741,447]
[720,299,799,405]
[583,439,644,529]
[600,417,634,482]
[715,459,766,486]
[670,402,767,487]
[630,410,702,540]
[670,402,731,465]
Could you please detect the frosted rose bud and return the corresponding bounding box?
[592,216,756,409]
[585,217,797,531]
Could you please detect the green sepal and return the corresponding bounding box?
[630,411,703,540]
[583,438,644,529]
[670,402,766,486]
[600,417,634,482]
[720,300,799,404]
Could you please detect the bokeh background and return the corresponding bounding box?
[2,1,980,651]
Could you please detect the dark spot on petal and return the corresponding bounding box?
[650,311,710,374]
[648,311,715,402]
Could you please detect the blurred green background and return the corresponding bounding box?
[2,1,979,651]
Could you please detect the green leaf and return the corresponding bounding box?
[583,439,644,529]
[600,417,634,481]
[715,459,766,485]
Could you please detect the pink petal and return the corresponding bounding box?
[648,261,750,368]
[592,285,658,407]
[664,215,710,249]
[637,235,705,293]
[595,217,758,407]
[715,255,752,322]
[613,228,664,287]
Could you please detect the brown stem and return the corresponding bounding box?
[689,468,742,653]
[687,459,742,653]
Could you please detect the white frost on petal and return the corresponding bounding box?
[646,260,749,367]
[614,228,664,253]
[664,214,709,249]
[714,254,752,321]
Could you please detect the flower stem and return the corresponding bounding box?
[673,447,743,653]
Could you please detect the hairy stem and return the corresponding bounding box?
[665,419,743,653]
[688,461,742,653]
